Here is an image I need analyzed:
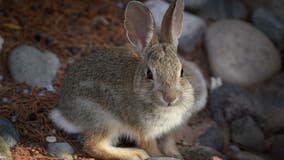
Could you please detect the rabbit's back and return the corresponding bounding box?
[60,47,140,99]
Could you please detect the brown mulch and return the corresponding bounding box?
[0,0,212,159]
[0,0,129,159]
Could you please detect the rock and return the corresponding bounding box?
[243,0,284,22]
[231,116,265,152]
[0,118,19,148]
[266,135,284,158]
[180,146,226,160]
[115,2,124,10]
[9,45,60,87]
[262,109,284,134]
[46,136,57,143]
[235,152,265,160]
[197,0,247,20]
[0,136,12,160]
[147,157,180,160]
[48,142,74,159]
[0,35,3,53]
[252,8,284,50]
[209,84,259,125]
[197,127,225,151]
[145,0,206,54]
[254,72,284,133]
[46,84,55,93]
[206,20,281,86]
[264,1,284,22]
[166,0,208,10]
[229,145,265,160]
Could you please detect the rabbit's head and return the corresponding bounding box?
[125,0,194,107]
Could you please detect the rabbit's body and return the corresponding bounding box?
[50,0,207,159]
[52,47,194,139]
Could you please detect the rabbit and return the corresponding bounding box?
[49,0,207,159]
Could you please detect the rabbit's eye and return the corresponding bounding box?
[181,68,184,77]
[147,68,153,80]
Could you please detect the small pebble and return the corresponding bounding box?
[1,98,9,103]
[48,142,74,158]
[116,2,124,9]
[22,89,30,95]
[92,16,109,27]
[46,85,55,93]
[46,136,57,143]
[68,58,75,64]
[11,116,17,123]
[38,91,46,97]
[67,48,79,55]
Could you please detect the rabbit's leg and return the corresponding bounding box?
[159,133,183,159]
[84,133,150,160]
[138,138,162,157]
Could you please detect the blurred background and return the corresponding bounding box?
[0,0,283,159]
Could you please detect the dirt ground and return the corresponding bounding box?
[0,0,213,159]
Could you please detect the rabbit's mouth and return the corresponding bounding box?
[152,96,181,107]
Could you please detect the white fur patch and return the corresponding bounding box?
[49,109,82,133]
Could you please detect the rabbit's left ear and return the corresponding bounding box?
[124,1,158,55]
[160,0,184,47]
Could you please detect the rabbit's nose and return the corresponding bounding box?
[162,93,179,106]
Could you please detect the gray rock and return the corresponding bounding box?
[209,84,259,125]
[9,45,60,87]
[197,0,247,20]
[254,72,284,133]
[180,146,226,160]
[262,109,284,134]
[243,0,284,21]
[0,136,11,160]
[0,35,3,53]
[145,0,206,54]
[0,118,19,148]
[263,1,284,22]
[206,20,281,86]
[235,152,265,160]
[147,157,180,160]
[48,142,74,159]
[231,116,265,152]
[252,8,284,50]
[197,127,225,151]
[266,135,284,158]
[166,0,208,10]
[229,145,265,160]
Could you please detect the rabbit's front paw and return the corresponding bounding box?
[127,149,150,160]
[163,149,183,160]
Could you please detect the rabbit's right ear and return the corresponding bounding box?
[124,1,158,56]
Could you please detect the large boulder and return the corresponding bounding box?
[206,20,281,86]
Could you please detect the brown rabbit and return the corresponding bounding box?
[50,0,207,159]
